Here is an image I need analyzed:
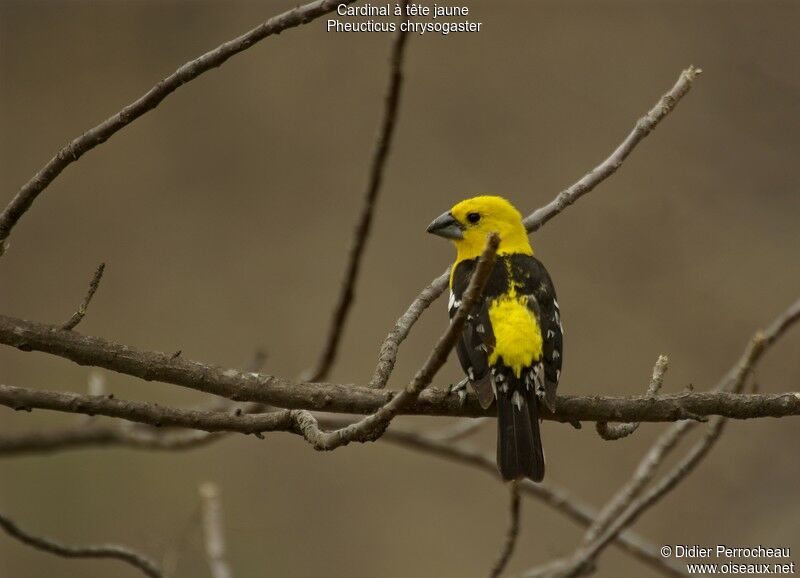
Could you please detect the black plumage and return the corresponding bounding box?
[450,254,562,482]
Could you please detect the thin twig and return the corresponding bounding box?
[369,273,449,388]
[596,355,668,440]
[368,66,701,390]
[0,512,162,578]
[305,2,410,383]
[522,66,702,233]
[490,481,522,578]
[61,263,105,330]
[199,482,232,578]
[0,0,356,255]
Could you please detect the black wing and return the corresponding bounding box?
[450,261,497,409]
[508,254,563,412]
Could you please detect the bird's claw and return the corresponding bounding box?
[449,378,469,406]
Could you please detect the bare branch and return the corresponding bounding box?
[523,299,800,578]
[583,419,696,547]
[0,416,685,576]
[3,295,798,433]
[1,368,798,428]
[306,6,411,383]
[596,355,668,440]
[0,0,356,255]
[199,483,232,578]
[380,427,686,577]
[369,273,449,388]
[368,66,701,390]
[522,66,701,233]
[0,234,499,453]
[585,299,800,547]
[288,233,498,449]
[61,263,105,330]
[490,481,522,578]
[0,512,162,578]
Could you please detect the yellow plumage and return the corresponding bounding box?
[488,289,543,378]
[428,194,562,481]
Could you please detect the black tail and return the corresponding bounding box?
[496,381,545,482]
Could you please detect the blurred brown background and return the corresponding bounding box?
[1,1,799,577]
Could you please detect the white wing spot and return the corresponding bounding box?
[512,391,524,411]
[552,350,560,360]
[546,329,555,339]
[448,292,455,310]
[467,367,475,380]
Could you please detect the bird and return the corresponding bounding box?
[426,195,562,482]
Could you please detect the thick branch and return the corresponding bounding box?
[0,512,162,578]
[1,318,798,422]
[0,0,356,253]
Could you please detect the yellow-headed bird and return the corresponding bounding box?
[427,196,562,482]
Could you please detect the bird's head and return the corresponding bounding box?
[426,195,532,261]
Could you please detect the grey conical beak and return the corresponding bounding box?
[426,211,464,240]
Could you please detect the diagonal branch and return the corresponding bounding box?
[0,418,686,577]
[380,427,686,578]
[584,299,800,548]
[305,8,410,382]
[369,272,449,388]
[0,0,358,255]
[0,512,163,578]
[288,233,498,449]
[522,66,701,233]
[522,298,800,578]
[369,66,702,390]
[0,234,499,452]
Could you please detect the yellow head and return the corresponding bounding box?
[427,195,533,264]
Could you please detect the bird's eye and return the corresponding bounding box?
[467,212,481,224]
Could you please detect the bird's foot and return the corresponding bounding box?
[449,378,469,406]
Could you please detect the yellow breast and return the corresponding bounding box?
[487,293,543,378]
